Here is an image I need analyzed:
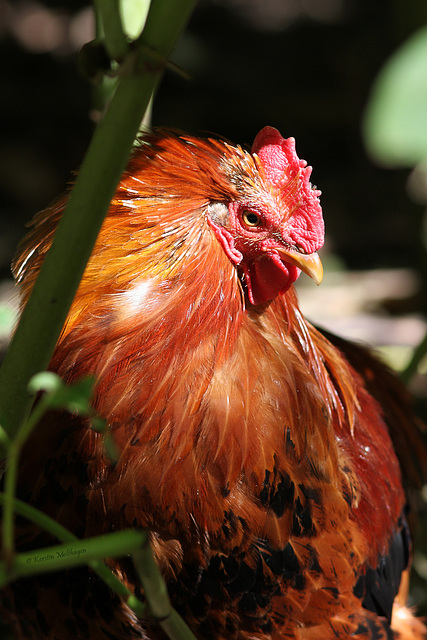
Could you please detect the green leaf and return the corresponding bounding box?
[49,377,96,413]
[28,371,64,395]
[363,25,427,167]
[28,373,96,414]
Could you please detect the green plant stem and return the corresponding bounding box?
[0,493,148,618]
[159,609,198,640]
[120,0,151,40]
[0,0,196,445]
[94,0,129,60]
[401,328,427,383]
[134,542,172,620]
[0,530,146,586]
[133,542,197,640]
[2,494,197,637]
[0,493,83,545]
[1,392,54,560]
[0,492,197,636]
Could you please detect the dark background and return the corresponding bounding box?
[1,0,426,630]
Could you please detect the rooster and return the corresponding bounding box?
[1,126,426,639]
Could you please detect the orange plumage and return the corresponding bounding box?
[2,128,426,639]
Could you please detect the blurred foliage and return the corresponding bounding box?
[362,7,427,617]
[364,25,427,167]
[362,17,427,380]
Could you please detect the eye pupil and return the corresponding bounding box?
[243,211,261,227]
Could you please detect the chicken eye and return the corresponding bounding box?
[242,210,262,228]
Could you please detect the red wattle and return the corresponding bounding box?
[243,256,299,305]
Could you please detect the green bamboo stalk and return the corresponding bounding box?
[0,0,196,443]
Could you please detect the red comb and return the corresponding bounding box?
[251,126,324,254]
[252,126,320,196]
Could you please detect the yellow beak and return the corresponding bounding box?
[275,247,324,285]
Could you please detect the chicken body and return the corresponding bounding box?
[2,128,426,639]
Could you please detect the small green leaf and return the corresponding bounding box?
[28,373,96,414]
[363,25,427,167]
[28,371,64,395]
[49,376,96,413]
